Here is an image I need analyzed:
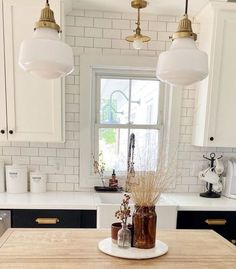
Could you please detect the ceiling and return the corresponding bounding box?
[72,0,225,16]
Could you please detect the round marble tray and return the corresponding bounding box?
[98,237,168,260]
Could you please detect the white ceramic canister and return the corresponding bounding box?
[30,172,47,193]
[5,165,28,194]
[0,160,5,192]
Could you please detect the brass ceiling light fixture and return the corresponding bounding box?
[18,0,74,79]
[126,0,150,50]
[156,0,208,87]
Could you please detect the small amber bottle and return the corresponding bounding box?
[109,169,118,188]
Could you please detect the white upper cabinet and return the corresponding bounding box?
[0,0,7,141]
[1,0,64,142]
[192,2,236,147]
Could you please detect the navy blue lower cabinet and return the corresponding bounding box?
[11,209,97,228]
[177,211,236,245]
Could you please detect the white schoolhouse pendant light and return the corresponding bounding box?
[156,0,208,87]
[18,0,74,79]
[126,0,151,50]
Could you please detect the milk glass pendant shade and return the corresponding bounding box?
[156,0,208,87]
[18,0,74,79]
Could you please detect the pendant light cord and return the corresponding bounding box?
[46,0,49,4]
[185,0,188,15]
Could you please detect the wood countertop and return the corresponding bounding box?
[0,229,235,269]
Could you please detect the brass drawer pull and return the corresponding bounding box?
[35,218,59,224]
[205,219,227,225]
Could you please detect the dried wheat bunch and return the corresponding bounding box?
[130,152,175,206]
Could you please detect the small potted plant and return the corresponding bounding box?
[113,194,132,248]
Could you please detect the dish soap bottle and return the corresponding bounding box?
[109,169,118,188]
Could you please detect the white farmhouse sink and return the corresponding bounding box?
[96,193,177,229]
[98,193,134,204]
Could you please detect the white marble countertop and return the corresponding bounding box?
[0,192,97,210]
[0,191,236,211]
[163,193,236,211]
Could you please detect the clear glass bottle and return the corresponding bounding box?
[117,222,131,248]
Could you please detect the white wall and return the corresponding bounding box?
[0,8,233,192]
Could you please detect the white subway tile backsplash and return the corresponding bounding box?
[39,148,57,157]
[113,19,130,30]
[76,37,93,47]
[85,10,103,18]
[3,147,20,156]
[104,12,121,19]
[47,183,57,191]
[66,16,75,26]
[57,149,74,158]
[149,21,166,32]
[57,183,74,191]
[12,156,30,165]
[112,39,130,49]
[94,38,112,48]
[76,17,93,27]
[21,148,39,156]
[94,18,112,28]
[48,175,65,183]
[66,26,84,36]
[0,9,226,192]
[103,29,120,39]
[30,157,47,165]
[158,15,176,22]
[85,27,103,38]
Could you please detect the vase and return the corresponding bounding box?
[132,205,157,249]
[117,222,131,248]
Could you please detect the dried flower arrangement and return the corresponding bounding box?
[93,152,106,186]
[115,194,131,226]
[130,161,175,207]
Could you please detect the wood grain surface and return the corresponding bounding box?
[0,229,235,269]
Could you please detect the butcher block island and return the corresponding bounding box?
[0,229,235,269]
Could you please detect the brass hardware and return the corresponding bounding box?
[171,14,197,41]
[34,0,61,33]
[170,0,197,41]
[205,219,227,225]
[125,0,151,44]
[35,218,59,224]
[231,239,236,245]
[131,0,147,9]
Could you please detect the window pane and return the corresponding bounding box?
[130,80,160,125]
[99,128,128,172]
[100,79,129,124]
[130,129,159,171]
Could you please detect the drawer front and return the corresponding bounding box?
[12,209,96,228]
[177,211,236,241]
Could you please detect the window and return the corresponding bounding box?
[94,75,162,174]
[79,55,181,187]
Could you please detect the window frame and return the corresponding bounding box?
[79,55,181,188]
[94,73,163,175]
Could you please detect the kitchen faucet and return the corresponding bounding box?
[126,133,135,191]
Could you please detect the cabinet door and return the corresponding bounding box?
[207,10,236,147]
[0,0,7,141]
[11,209,97,228]
[3,0,64,142]
[193,7,236,147]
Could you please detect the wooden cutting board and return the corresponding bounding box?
[0,229,235,268]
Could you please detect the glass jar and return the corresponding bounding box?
[117,222,131,248]
[132,205,157,249]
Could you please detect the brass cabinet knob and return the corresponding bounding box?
[35,218,59,224]
[205,219,227,225]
